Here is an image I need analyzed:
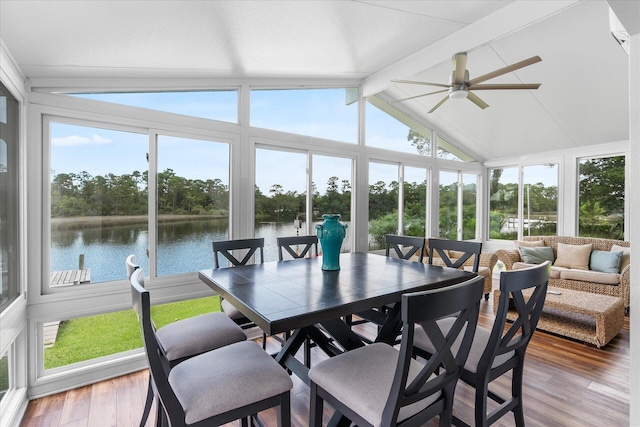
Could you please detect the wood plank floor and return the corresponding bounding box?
[20,279,630,427]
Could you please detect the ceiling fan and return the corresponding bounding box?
[393,52,542,113]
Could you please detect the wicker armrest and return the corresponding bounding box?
[620,264,631,309]
[495,249,520,271]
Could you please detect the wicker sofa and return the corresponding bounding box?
[495,236,631,311]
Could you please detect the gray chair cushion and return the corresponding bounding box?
[308,342,439,427]
[156,311,246,362]
[169,340,293,425]
[413,317,514,374]
[221,299,246,320]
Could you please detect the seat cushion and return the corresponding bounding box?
[559,269,620,285]
[308,343,438,427]
[413,317,514,374]
[169,340,293,425]
[157,311,246,362]
[221,298,248,321]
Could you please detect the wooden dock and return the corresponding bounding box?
[50,269,91,287]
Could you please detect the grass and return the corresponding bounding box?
[44,296,222,369]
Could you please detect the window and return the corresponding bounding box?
[462,173,478,240]
[488,164,558,240]
[157,135,230,276]
[255,148,307,261]
[368,162,399,250]
[523,164,557,237]
[71,90,239,123]
[49,120,148,285]
[578,156,625,240]
[0,352,8,402]
[439,171,458,239]
[403,167,427,237]
[366,96,433,155]
[312,155,353,252]
[251,88,358,143]
[0,84,19,311]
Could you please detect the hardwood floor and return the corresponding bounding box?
[20,279,630,427]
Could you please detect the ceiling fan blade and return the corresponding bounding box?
[395,89,449,102]
[427,94,450,113]
[469,83,541,90]
[467,92,489,109]
[392,79,450,88]
[468,55,542,86]
[453,52,467,85]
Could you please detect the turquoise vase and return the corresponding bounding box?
[315,214,348,271]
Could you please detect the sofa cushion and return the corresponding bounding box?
[515,240,545,248]
[549,266,568,279]
[518,246,554,265]
[590,250,623,274]
[559,269,620,285]
[553,243,592,270]
[610,244,630,272]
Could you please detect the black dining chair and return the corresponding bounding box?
[277,235,319,260]
[413,261,550,427]
[212,238,268,348]
[125,254,247,427]
[130,268,293,427]
[308,275,485,427]
[427,238,488,299]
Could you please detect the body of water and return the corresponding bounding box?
[51,218,352,283]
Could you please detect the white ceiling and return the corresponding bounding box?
[0,0,631,161]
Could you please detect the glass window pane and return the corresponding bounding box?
[365,96,432,155]
[0,84,19,312]
[251,88,358,143]
[255,148,307,262]
[0,351,8,402]
[70,91,238,123]
[50,122,148,285]
[436,134,475,162]
[488,167,519,240]
[578,156,625,239]
[403,166,427,237]
[523,164,558,237]
[368,162,399,250]
[462,173,478,240]
[44,297,220,369]
[157,135,230,276]
[439,171,458,239]
[312,155,352,252]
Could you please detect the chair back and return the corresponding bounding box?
[382,275,484,425]
[125,254,139,280]
[277,235,319,260]
[212,238,265,268]
[427,238,482,272]
[385,234,425,262]
[130,268,184,425]
[479,261,550,377]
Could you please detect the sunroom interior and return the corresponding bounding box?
[0,0,639,426]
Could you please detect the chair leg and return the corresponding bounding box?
[512,363,526,427]
[279,391,291,427]
[262,332,267,350]
[475,377,490,427]
[304,337,311,368]
[309,383,323,427]
[139,377,154,427]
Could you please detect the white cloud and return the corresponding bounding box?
[52,134,112,147]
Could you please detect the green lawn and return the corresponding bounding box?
[44,296,222,369]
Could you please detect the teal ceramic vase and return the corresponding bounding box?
[315,214,348,271]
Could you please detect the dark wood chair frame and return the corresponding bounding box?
[385,234,426,262]
[428,238,489,299]
[130,268,291,427]
[310,275,485,427]
[416,261,550,427]
[277,235,319,261]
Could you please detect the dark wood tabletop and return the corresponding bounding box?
[198,252,475,336]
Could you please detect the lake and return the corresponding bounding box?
[51,218,353,283]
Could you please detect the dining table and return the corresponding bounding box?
[198,251,476,385]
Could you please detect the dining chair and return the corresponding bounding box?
[277,235,318,260]
[308,275,484,427]
[427,238,488,298]
[212,238,268,347]
[413,261,550,427]
[130,268,293,427]
[125,254,247,427]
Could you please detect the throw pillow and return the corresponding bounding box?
[519,246,554,265]
[590,250,623,273]
[610,244,630,272]
[515,240,544,248]
[553,243,592,270]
